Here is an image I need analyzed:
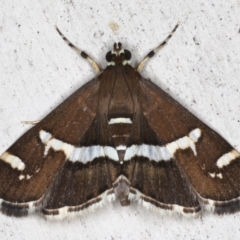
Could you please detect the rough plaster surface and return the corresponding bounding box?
[0,0,240,239]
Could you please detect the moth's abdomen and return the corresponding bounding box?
[108,118,133,163]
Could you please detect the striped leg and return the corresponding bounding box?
[136,22,180,72]
[55,26,101,73]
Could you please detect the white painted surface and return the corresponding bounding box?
[0,0,240,239]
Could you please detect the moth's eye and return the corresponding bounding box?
[124,50,131,60]
[106,51,113,62]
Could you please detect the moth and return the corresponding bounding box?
[1,23,240,220]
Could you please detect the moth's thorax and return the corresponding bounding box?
[106,42,131,66]
[108,65,135,119]
[99,63,138,163]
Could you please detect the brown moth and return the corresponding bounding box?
[0,23,240,219]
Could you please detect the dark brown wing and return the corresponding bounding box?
[0,71,120,218]
[139,76,240,214]
[117,66,200,215]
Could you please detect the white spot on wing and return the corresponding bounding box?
[116,145,127,150]
[39,130,52,144]
[217,173,223,179]
[209,172,223,179]
[189,128,201,142]
[216,149,240,168]
[209,172,215,178]
[109,118,132,124]
[26,174,32,180]
[0,152,25,171]
[19,175,25,180]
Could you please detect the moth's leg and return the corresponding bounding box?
[21,120,40,125]
[136,22,180,72]
[55,26,101,73]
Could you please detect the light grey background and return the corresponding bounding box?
[0,0,240,239]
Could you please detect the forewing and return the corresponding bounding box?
[139,77,240,214]
[0,76,118,217]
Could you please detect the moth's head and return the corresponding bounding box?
[106,43,131,66]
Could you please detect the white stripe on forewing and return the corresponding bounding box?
[124,128,202,162]
[216,149,240,168]
[39,130,119,163]
[40,130,74,158]
[69,145,119,163]
[124,144,171,162]
[108,118,132,124]
[0,152,25,171]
